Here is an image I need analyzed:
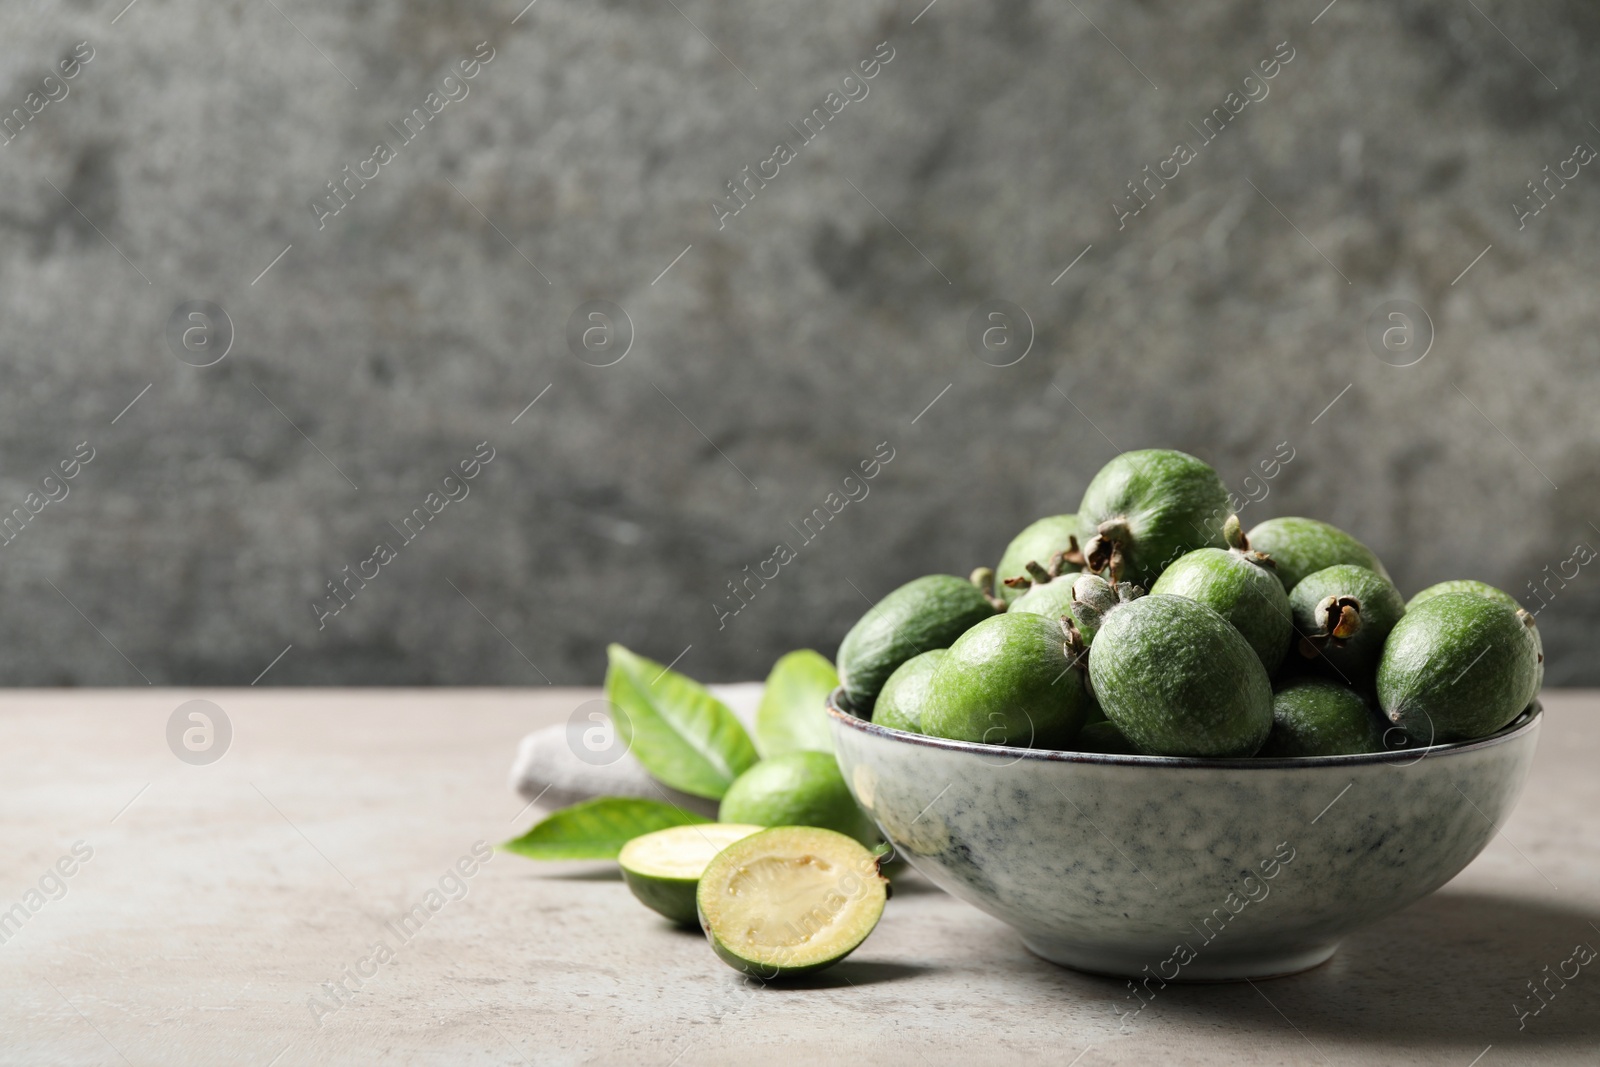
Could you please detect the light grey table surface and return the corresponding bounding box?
[3,688,1596,1066]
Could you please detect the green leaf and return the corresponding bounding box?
[605,644,760,800]
[500,797,710,861]
[754,649,840,757]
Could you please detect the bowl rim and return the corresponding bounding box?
[826,687,1542,769]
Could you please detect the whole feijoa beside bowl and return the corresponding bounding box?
[1377,592,1542,743]
[835,574,998,712]
[1087,591,1273,757]
[1288,564,1406,685]
[718,751,879,847]
[1246,516,1389,593]
[1076,449,1232,588]
[921,612,1091,749]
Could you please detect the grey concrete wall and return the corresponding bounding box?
[2,0,1596,686]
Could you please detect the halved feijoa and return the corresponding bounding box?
[697,826,889,977]
[618,823,765,926]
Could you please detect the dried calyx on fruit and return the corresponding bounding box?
[1067,573,1145,645]
[1288,564,1406,685]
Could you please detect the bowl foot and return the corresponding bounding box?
[1022,936,1339,982]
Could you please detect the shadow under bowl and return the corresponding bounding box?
[827,689,1540,981]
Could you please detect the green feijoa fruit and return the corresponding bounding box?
[1407,579,1519,611]
[995,514,1081,604]
[1075,719,1136,755]
[872,650,943,734]
[718,751,880,847]
[1288,564,1406,685]
[1258,678,1384,757]
[618,823,765,926]
[920,612,1091,749]
[1076,449,1232,588]
[697,826,888,978]
[1245,517,1389,593]
[836,574,999,712]
[1009,572,1080,624]
[1406,580,1543,695]
[1149,518,1291,674]
[1377,592,1542,744]
[1089,594,1273,758]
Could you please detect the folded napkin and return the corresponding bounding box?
[509,683,764,819]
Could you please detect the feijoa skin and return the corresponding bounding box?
[921,612,1091,750]
[1088,594,1274,758]
[1408,579,1519,612]
[1009,574,1080,625]
[836,574,998,712]
[1377,592,1542,744]
[1076,449,1232,589]
[1245,517,1390,593]
[1258,678,1384,757]
[718,751,880,847]
[996,514,1081,605]
[872,650,944,734]
[1288,564,1406,686]
[1149,531,1291,675]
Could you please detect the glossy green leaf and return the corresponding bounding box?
[605,644,760,800]
[754,649,840,756]
[500,797,710,861]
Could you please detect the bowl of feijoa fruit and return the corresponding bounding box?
[827,448,1544,980]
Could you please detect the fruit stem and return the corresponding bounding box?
[970,567,1007,611]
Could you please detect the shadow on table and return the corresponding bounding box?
[1130,890,1600,1044]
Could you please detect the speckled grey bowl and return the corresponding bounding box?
[828,690,1541,981]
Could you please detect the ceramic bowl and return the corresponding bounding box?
[828,691,1541,981]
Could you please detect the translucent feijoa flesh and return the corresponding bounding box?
[872,649,943,734]
[1088,594,1273,757]
[1245,517,1389,594]
[1258,678,1384,757]
[1407,579,1518,611]
[1288,564,1406,686]
[1377,592,1542,744]
[835,574,999,712]
[618,823,765,926]
[995,514,1081,605]
[920,612,1091,749]
[697,826,889,978]
[1075,449,1232,588]
[718,751,880,847]
[1149,517,1291,674]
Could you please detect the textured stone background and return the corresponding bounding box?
[2,0,1595,686]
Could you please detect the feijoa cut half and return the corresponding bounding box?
[618,823,766,926]
[696,826,889,978]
